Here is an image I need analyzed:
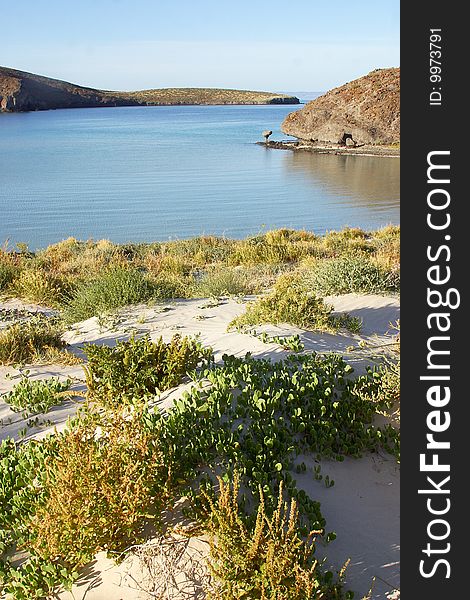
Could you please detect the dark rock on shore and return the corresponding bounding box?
[256,139,399,157]
[281,68,400,146]
[0,66,300,113]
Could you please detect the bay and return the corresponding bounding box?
[0,102,399,250]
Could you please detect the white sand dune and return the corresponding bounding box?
[0,293,400,599]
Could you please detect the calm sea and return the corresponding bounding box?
[0,101,399,250]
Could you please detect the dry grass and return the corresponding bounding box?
[0,317,79,366]
[125,535,211,599]
[1,227,400,321]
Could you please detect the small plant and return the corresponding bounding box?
[229,273,337,332]
[204,476,350,600]
[0,317,72,366]
[83,334,213,406]
[13,269,73,307]
[194,268,251,297]
[63,267,156,323]
[255,331,305,352]
[228,230,306,266]
[0,262,17,292]
[2,377,73,416]
[0,555,78,599]
[333,313,363,334]
[373,359,400,418]
[305,256,399,295]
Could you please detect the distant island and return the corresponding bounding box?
[0,66,300,112]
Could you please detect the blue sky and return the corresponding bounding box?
[3,0,399,92]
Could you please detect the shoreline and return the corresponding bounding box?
[257,139,400,157]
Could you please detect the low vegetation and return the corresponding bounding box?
[0,227,399,324]
[12,270,73,308]
[83,334,213,406]
[0,227,400,598]
[63,267,155,323]
[254,331,305,352]
[0,317,77,366]
[204,477,351,599]
[0,332,399,598]
[229,273,361,333]
[0,263,16,292]
[29,410,169,569]
[193,267,252,298]
[304,255,399,296]
[2,376,73,416]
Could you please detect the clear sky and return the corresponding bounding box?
[2,0,399,92]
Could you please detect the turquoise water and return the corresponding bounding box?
[0,104,399,250]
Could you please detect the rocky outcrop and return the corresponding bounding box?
[281,68,400,145]
[0,66,299,112]
[0,67,136,112]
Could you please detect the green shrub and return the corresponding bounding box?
[204,476,350,600]
[0,410,168,596]
[83,334,213,406]
[164,352,399,531]
[229,273,336,332]
[255,332,305,352]
[0,436,67,596]
[0,317,72,366]
[305,256,399,296]
[378,360,400,411]
[12,270,73,307]
[2,377,72,415]
[63,267,155,323]
[359,359,400,418]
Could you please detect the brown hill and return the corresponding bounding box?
[281,68,400,145]
[0,66,299,112]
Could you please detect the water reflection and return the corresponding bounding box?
[282,151,400,212]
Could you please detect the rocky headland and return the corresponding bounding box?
[0,66,299,112]
[281,68,400,147]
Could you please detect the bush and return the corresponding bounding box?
[377,360,400,411]
[63,267,155,323]
[204,476,350,600]
[163,352,399,532]
[2,377,72,415]
[150,272,192,299]
[194,268,251,297]
[0,436,66,596]
[83,334,213,406]
[305,256,399,295]
[12,269,73,307]
[29,412,169,567]
[228,231,305,266]
[0,263,16,292]
[229,273,336,332]
[0,317,70,366]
